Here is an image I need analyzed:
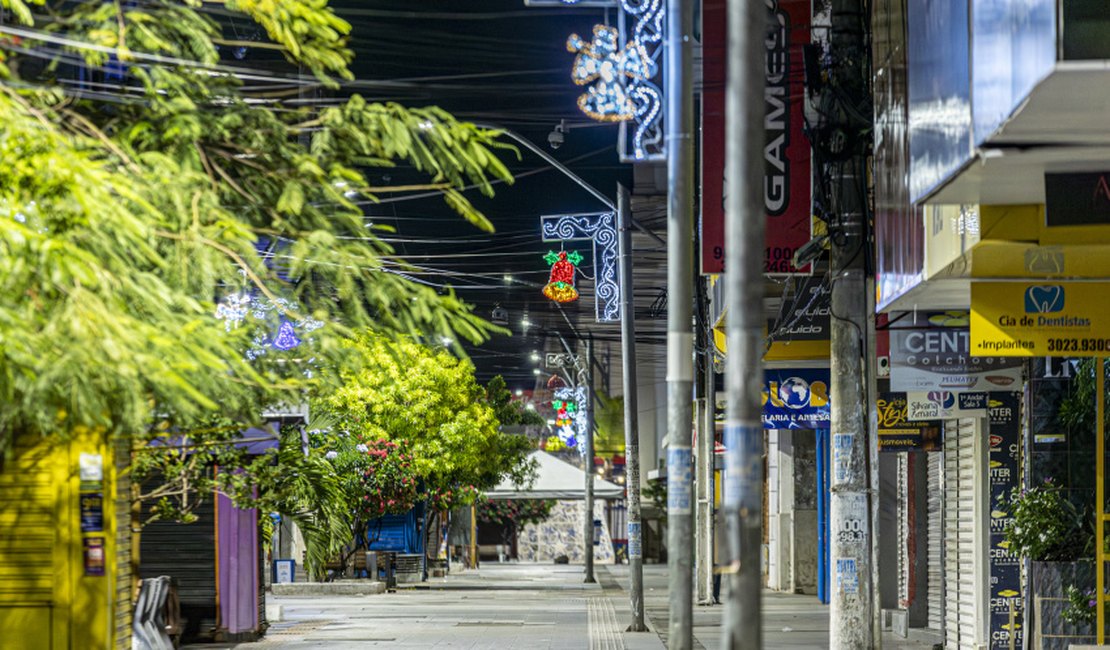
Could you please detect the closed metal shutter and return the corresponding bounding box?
[927,451,944,632]
[944,418,985,650]
[0,436,58,642]
[113,440,132,649]
[141,495,217,639]
[897,453,909,607]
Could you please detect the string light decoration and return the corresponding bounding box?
[541,212,619,322]
[554,386,589,456]
[214,293,323,360]
[542,250,583,303]
[567,25,655,122]
[560,0,666,161]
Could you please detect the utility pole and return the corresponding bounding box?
[664,0,695,645]
[584,334,596,584]
[827,0,873,646]
[617,183,647,631]
[721,0,766,646]
[695,282,715,606]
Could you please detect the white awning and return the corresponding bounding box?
[486,450,624,500]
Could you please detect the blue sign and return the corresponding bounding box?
[762,369,831,430]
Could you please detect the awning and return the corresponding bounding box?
[486,450,624,500]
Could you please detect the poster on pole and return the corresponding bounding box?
[699,0,812,275]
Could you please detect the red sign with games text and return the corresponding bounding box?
[700,0,812,275]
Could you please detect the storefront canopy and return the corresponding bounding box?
[486,450,625,500]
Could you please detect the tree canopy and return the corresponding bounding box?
[315,333,536,496]
[0,0,516,450]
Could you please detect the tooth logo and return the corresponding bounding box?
[1024,285,1065,313]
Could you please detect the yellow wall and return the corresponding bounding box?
[0,430,119,649]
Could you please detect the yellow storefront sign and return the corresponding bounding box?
[971,282,1110,356]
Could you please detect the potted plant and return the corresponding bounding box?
[1003,479,1095,649]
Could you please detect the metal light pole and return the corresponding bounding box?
[664,0,696,646]
[828,0,873,646]
[584,334,596,584]
[695,281,715,606]
[617,183,647,630]
[721,0,766,647]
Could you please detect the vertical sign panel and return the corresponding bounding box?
[699,0,812,275]
[988,392,1022,650]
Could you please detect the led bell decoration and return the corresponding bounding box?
[543,250,583,304]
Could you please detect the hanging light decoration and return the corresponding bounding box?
[566,25,656,122]
[542,250,583,304]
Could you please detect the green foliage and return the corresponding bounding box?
[350,438,418,520]
[1063,584,1098,626]
[1003,479,1092,561]
[1058,359,1110,434]
[315,333,536,496]
[484,375,545,427]
[593,391,626,454]
[478,499,556,527]
[0,0,518,452]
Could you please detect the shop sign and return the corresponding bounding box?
[890,313,1022,391]
[766,276,830,342]
[905,391,988,421]
[876,386,943,452]
[988,392,1023,649]
[761,369,830,430]
[971,281,1110,356]
[700,0,812,275]
[1045,172,1110,227]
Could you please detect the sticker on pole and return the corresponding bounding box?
[667,447,693,515]
[835,558,859,595]
[723,423,762,508]
[627,522,642,559]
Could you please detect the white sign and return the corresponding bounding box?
[889,317,1022,392]
[905,391,989,421]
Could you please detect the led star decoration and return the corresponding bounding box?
[543,250,583,304]
[567,25,656,122]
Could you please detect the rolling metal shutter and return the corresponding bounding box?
[0,436,58,644]
[927,450,944,632]
[141,496,217,639]
[944,418,986,650]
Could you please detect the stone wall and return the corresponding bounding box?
[518,500,615,564]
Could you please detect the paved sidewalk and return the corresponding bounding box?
[182,562,941,649]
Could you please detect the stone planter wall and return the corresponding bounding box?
[517,500,615,564]
[1030,560,1095,650]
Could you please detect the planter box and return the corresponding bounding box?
[1030,560,1095,650]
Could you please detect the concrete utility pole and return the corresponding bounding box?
[584,334,596,584]
[664,0,696,645]
[721,0,766,646]
[617,183,647,631]
[828,0,874,646]
[695,282,716,606]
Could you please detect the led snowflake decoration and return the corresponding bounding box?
[215,293,323,360]
[567,25,656,122]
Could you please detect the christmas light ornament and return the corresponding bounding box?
[567,25,656,122]
[542,250,583,303]
[272,321,302,350]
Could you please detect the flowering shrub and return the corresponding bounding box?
[1063,584,1098,626]
[1003,479,1091,561]
[478,498,556,527]
[354,438,418,520]
[426,484,480,511]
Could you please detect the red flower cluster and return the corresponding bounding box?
[356,438,418,519]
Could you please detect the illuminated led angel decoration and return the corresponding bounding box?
[567,25,656,121]
[543,250,583,303]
